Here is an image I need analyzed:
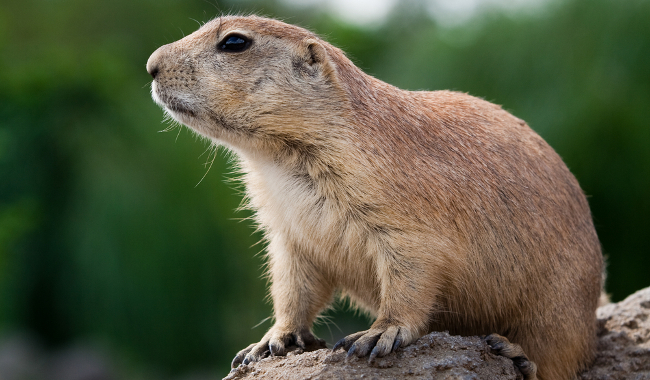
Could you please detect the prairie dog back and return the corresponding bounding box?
[146,15,603,379]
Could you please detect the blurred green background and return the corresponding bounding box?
[1,0,648,378]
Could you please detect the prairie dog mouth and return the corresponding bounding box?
[151,82,198,121]
[150,82,222,140]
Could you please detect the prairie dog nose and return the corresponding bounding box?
[146,45,167,79]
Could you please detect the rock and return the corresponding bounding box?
[225,332,523,380]
[225,287,650,380]
[579,287,650,380]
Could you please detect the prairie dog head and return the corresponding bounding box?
[147,16,346,151]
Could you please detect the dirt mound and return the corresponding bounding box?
[226,287,650,380]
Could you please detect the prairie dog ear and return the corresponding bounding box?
[301,38,338,81]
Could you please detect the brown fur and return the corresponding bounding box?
[146,16,603,379]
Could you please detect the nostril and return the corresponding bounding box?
[147,45,169,80]
[149,66,159,79]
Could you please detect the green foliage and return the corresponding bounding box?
[0,0,648,377]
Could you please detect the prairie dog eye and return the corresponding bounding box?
[218,34,252,53]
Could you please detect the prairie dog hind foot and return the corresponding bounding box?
[486,333,538,380]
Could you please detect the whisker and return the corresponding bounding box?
[251,316,272,329]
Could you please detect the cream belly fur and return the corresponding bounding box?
[243,155,382,312]
[146,15,603,380]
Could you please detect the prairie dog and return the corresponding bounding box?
[146,16,603,379]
